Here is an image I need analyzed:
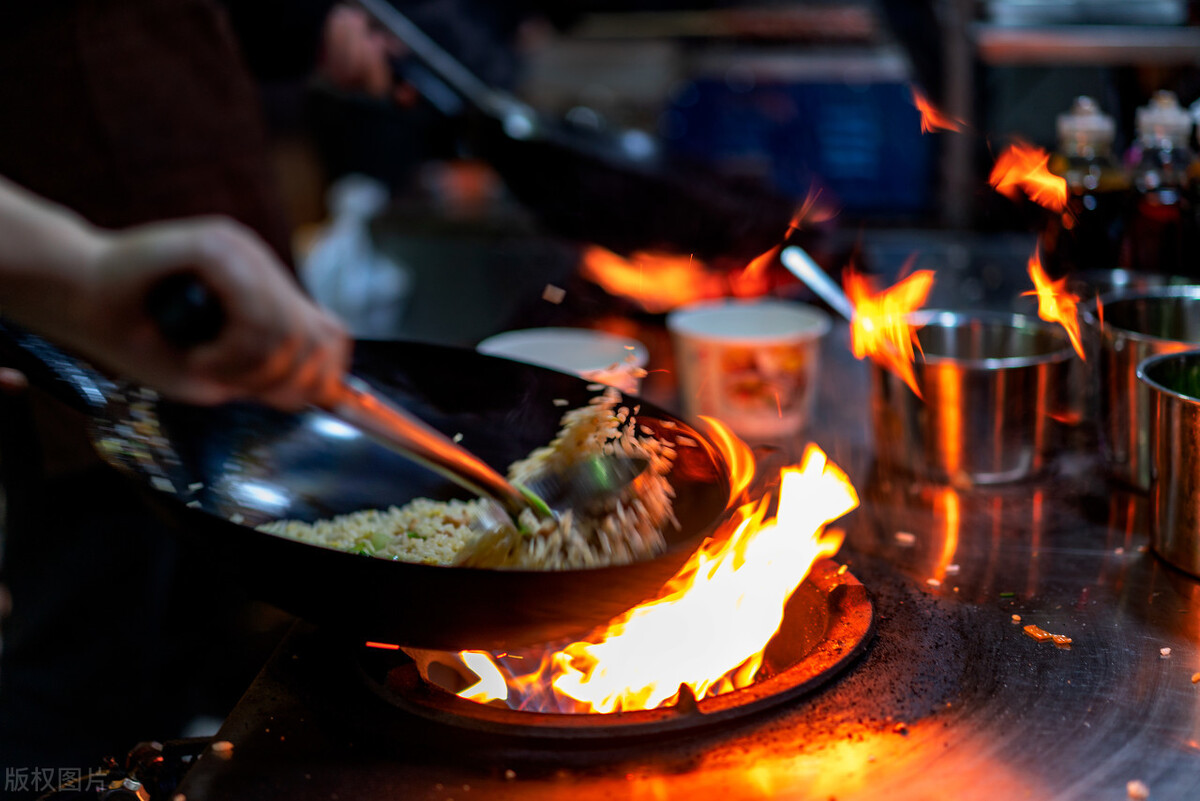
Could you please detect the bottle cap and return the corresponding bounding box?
[1057,96,1115,148]
[1135,90,1193,148]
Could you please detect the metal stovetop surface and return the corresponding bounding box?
[177,326,1200,801]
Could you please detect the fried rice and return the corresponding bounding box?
[258,388,678,570]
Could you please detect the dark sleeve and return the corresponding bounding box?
[217,0,338,81]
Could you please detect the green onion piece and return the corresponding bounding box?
[406,531,427,540]
[514,482,554,519]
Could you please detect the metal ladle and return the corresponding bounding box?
[147,275,644,529]
[780,246,854,322]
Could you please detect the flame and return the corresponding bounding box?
[911,86,965,134]
[736,244,781,286]
[732,188,839,294]
[730,245,779,297]
[1023,248,1085,359]
[989,141,1068,212]
[581,247,728,314]
[445,442,857,714]
[457,651,509,703]
[788,186,838,229]
[694,415,757,503]
[845,262,935,397]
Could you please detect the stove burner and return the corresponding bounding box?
[358,560,874,739]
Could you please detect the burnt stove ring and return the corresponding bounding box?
[361,559,874,739]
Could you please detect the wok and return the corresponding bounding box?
[0,326,732,649]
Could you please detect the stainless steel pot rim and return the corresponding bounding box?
[1070,269,1190,291]
[1135,348,1200,406]
[908,309,1075,370]
[1081,285,1200,345]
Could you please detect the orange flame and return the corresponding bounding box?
[440,442,856,714]
[845,263,935,397]
[787,186,838,231]
[580,247,728,314]
[730,244,780,297]
[695,415,757,503]
[732,188,839,294]
[911,86,965,134]
[989,141,1068,212]
[1023,248,1085,360]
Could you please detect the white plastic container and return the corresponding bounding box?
[667,299,831,440]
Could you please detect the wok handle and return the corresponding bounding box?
[145,274,534,517]
[0,320,119,413]
[145,272,226,349]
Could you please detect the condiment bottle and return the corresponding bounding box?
[1121,90,1199,276]
[1043,96,1128,276]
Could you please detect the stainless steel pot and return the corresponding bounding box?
[1082,287,1200,490]
[1068,269,1190,302]
[871,310,1074,486]
[1138,349,1200,577]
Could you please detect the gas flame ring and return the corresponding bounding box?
[361,560,874,739]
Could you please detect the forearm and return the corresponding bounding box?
[0,175,349,408]
[0,175,104,336]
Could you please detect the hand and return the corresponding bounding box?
[59,217,350,410]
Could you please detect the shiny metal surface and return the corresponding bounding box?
[781,246,855,321]
[1068,269,1190,302]
[0,329,732,649]
[177,325,1200,801]
[329,375,533,514]
[872,311,1073,485]
[386,560,873,738]
[1084,287,1200,490]
[1140,350,1200,577]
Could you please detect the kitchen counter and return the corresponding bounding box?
[177,322,1200,801]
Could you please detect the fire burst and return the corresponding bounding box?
[911,86,965,134]
[845,262,935,397]
[580,247,727,314]
[1024,248,1085,360]
[989,141,1068,212]
[734,188,838,293]
[446,433,858,714]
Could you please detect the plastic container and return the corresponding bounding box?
[666,299,830,440]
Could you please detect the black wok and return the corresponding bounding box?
[0,327,731,649]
